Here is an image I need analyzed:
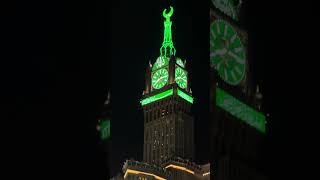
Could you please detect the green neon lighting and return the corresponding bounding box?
[160,6,176,57]
[99,119,110,140]
[216,87,266,133]
[152,56,169,71]
[141,89,173,106]
[177,89,193,104]
[176,58,185,67]
[152,68,169,89]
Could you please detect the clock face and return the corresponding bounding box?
[211,0,238,20]
[175,67,187,89]
[99,119,110,140]
[152,56,169,71]
[210,20,246,85]
[152,68,169,89]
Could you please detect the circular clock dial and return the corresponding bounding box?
[152,69,169,89]
[210,20,246,85]
[211,0,237,20]
[175,67,187,89]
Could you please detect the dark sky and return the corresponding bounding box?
[2,0,317,179]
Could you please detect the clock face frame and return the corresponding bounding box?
[210,20,246,86]
[152,68,169,90]
[175,67,187,89]
[211,0,238,20]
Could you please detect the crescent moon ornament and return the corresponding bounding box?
[163,6,174,20]
[160,6,176,57]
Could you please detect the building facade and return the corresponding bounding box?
[122,159,210,180]
[209,0,267,179]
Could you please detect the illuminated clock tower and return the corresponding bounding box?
[210,0,267,180]
[140,6,195,166]
[121,5,210,180]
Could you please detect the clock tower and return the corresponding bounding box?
[140,6,195,166]
[210,0,267,179]
[121,4,210,180]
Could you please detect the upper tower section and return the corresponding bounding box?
[142,5,192,101]
[160,6,176,57]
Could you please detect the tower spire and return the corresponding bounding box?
[160,6,176,57]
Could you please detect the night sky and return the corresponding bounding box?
[2,0,317,179]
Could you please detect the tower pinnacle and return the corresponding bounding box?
[160,6,176,57]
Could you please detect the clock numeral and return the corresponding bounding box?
[216,22,221,34]
[224,23,228,38]
[234,66,242,75]
[216,59,222,70]
[210,28,216,39]
[234,47,243,53]
[228,51,245,64]
[230,33,237,44]
[224,68,228,81]
[231,70,237,82]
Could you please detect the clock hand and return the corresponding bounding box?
[155,75,168,84]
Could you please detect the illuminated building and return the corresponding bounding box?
[210,0,267,179]
[119,4,210,180]
[162,157,210,180]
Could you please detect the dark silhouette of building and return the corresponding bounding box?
[142,56,194,165]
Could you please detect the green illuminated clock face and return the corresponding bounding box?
[99,119,110,140]
[211,0,238,20]
[175,67,187,89]
[152,69,169,89]
[152,56,169,71]
[210,20,246,85]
